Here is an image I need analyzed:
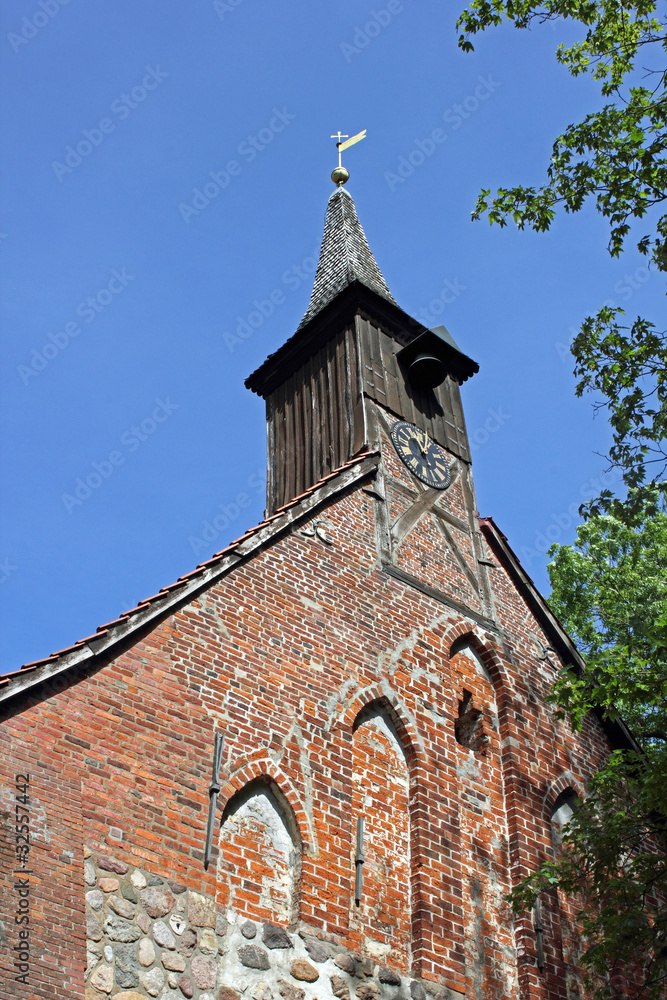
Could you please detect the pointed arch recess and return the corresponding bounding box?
[443,622,509,705]
[542,772,587,826]
[447,622,522,990]
[339,684,436,971]
[340,684,426,774]
[349,692,414,969]
[218,754,313,853]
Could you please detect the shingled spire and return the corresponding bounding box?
[298,186,397,330]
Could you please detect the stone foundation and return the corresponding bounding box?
[84,850,460,1000]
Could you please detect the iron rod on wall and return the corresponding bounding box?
[534,897,545,971]
[354,817,365,906]
[204,732,224,870]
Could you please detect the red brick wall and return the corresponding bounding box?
[217,778,300,925]
[349,704,411,968]
[0,689,86,1000]
[0,472,613,998]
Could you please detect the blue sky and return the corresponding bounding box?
[1,1,662,672]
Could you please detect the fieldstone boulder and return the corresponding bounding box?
[169,913,187,936]
[241,920,256,939]
[291,958,319,982]
[179,927,197,954]
[334,954,356,974]
[98,855,128,875]
[138,938,155,967]
[86,948,100,972]
[130,870,147,889]
[238,944,270,970]
[379,966,402,985]
[104,915,141,943]
[250,985,273,1000]
[331,976,351,1000]
[356,986,379,999]
[410,984,426,1000]
[263,922,292,949]
[140,886,175,918]
[161,951,186,972]
[278,980,305,1000]
[140,966,165,997]
[153,920,176,949]
[188,890,215,927]
[179,975,194,998]
[121,881,137,903]
[304,937,329,963]
[89,964,113,994]
[115,943,140,987]
[86,890,104,911]
[109,896,135,919]
[99,877,119,892]
[199,927,218,955]
[116,967,139,990]
[191,955,217,989]
[216,989,241,1000]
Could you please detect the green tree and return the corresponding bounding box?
[454,6,667,990]
[511,491,667,997]
[548,487,667,742]
[457,0,667,506]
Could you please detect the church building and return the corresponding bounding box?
[0,163,637,1000]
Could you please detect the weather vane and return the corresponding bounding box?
[330,129,366,186]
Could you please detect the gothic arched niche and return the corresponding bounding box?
[551,788,580,849]
[450,637,498,754]
[450,637,515,997]
[351,700,411,967]
[218,777,301,926]
[546,788,585,975]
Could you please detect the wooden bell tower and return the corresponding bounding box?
[246,183,479,515]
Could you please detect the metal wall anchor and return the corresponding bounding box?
[354,817,365,906]
[534,897,545,971]
[301,519,333,545]
[204,732,224,870]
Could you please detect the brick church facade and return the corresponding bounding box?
[0,178,636,1000]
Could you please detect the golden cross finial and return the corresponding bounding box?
[330,129,367,185]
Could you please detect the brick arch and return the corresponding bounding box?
[347,689,416,970]
[341,684,436,974]
[447,620,526,986]
[542,771,587,825]
[218,755,313,853]
[443,621,509,702]
[341,684,426,773]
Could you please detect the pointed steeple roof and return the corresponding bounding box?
[297,186,397,330]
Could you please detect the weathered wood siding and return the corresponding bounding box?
[267,323,364,512]
[266,313,471,513]
[357,315,471,463]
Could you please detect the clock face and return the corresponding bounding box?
[390,421,451,489]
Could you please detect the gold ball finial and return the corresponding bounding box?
[331,166,350,186]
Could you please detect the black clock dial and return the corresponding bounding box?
[390,421,451,489]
